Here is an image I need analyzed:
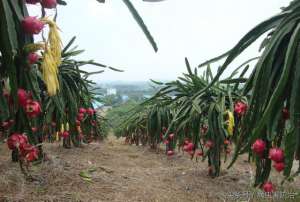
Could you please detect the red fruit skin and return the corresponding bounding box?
[7,134,20,150]
[7,133,28,151]
[41,0,57,8]
[28,53,39,64]
[31,127,38,133]
[167,150,174,156]
[162,127,167,133]
[163,140,169,145]
[184,143,194,152]
[224,139,230,145]
[196,151,204,157]
[168,133,175,140]
[86,108,94,116]
[263,182,274,193]
[78,108,86,114]
[269,148,284,162]
[282,108,290,120]
[21,16,44,35]
[273,162,285,172]
[18,89,28,107]
[19,134,29,144]
[25,147,39,162]
[26,0,39,4]
[19,143,34,156]
[25,100,42,118]
[18,134,29,151]
[77,113,84,121]
[62,131,70,138]
[76,120,81,126]
[251,139,266,156]
[234,101,248,116]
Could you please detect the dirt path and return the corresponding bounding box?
[0,136,300,202]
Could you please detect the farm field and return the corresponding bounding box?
[2,1,300,201]
[1,136,299,202]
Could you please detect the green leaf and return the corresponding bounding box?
[283,129,296,177]
[122,0,158,52]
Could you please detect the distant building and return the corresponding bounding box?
[106,88,117,95]
[121,95,129,102]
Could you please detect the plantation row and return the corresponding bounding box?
[0,0,115,178]
[115,0,300,193]
[0,0,159,181]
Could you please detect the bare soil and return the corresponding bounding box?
[0,136,299,202]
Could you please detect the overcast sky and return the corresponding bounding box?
[28,0,290,82]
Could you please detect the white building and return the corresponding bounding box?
[106,88,117,95]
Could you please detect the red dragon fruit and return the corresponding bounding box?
[28,52,40,64]
[167,150,174,156]
[62,131,70,138]
[269,148,284,162]
[7,134,21,150]
[79,107,86,114]
[21,16,44,35]
[168,133,175,140]
[234,101,248,116]
[25,100,42,118]
[184,143,194,152]
[263,181,275,193]
[273,162,285,172]
[25,147,39,162]
[196,151,204,157]
[18,89,28,107]
[251,139,266,156]
[77,113,85,121]
[86,108,94,116]
[41,0,57,9]
[31,127,38,133]
[7,133,28,150]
